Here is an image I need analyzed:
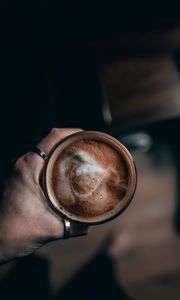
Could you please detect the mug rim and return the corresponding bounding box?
[42,130,137,225]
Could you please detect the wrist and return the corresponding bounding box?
[0,216,14,264]
[0,212,32,263]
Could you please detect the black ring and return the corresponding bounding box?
[31,146,48,161]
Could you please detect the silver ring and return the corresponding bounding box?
[32,146,48,161]
[62,219,89,239]
[63,219,71,239]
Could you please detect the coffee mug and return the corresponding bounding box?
[42,131,137,238]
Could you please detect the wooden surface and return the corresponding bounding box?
[38,144,180,299]
[72,23,180,133]
[98,55,180,132]
[73,24,180,58]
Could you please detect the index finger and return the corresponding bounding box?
[23,128,83,179]
[37,128,83,154]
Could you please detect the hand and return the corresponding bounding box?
[0,128,82,264]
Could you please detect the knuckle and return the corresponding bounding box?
[13,154,32,182]
[51,127,59,133]
[13,157,25,173]
[51,128,61,136]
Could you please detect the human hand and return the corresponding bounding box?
[0,128,82,264]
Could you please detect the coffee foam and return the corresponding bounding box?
[51,139,128,221]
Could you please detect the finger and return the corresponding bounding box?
[37,128,83,154]
[24,128,83,179]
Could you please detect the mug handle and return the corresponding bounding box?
[62,219,90,239]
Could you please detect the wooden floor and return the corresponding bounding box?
[115,145,180,300]
[36,142,180,299]
[1,142,180,299]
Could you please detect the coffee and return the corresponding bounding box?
[43,131,136,224]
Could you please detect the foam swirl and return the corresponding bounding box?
[52,140,128,218]
[61,151,108,198]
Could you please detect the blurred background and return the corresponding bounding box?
[1,1,180,299]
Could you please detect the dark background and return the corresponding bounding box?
[1,2,180,300]
[1,1,179,168]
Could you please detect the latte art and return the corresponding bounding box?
[67,151,108,197]
[51,139,129,220]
